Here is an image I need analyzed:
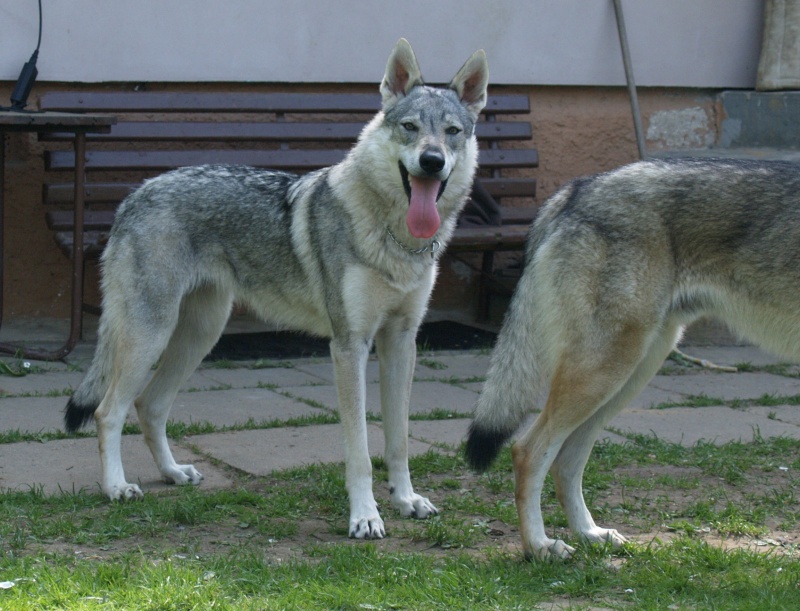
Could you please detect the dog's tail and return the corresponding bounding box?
[64,320,115,433]
[464,263,553,472]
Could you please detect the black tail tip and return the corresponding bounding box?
[464,423,512,472]
[64,397,97,433]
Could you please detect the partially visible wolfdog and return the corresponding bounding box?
[65,39,488,539]
[466,157,800,560]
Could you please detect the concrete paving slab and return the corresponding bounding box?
[744,405,800,427]
[676,346,789,367]
[290,354,491,386]
[0,396,66,433]
[0,388,326,435]
[285,381,477,416]
[196,366,329,389]
[409,418,471,448]
[609,406,800,446]
[627,386,688,409]
[648,372,800,401]
[406,418,629,453]
[461,382,483,393]
[178,370,218,391]
[0,435,234,496]
[0,371,83,397]
[414,353,490,381]
[192,423,434,475]
[168,388,330,427]
[293,358,380,385]
[450,381,684,411]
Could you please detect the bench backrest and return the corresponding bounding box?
[38,90,537,208]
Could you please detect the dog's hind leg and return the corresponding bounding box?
[135,284,233,487]
[94,320,178,501]
[549,320,683,551]
[376,317,438,520]
[513,320,661,561]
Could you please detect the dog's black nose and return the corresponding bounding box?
[419,149,445,175]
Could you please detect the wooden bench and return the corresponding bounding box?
[38,90,538,326]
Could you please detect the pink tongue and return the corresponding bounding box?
[407,175,441,239]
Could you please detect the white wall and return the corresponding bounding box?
[1,0,764,87]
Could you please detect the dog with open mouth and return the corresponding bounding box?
[64,38,488,540]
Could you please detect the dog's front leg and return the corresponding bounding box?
[376,320,438,519]
[330,337,385,539]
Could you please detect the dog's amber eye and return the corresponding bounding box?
[402,122,417,131]
[445,126,461,135]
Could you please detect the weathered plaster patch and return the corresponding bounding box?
[646,107,715,149]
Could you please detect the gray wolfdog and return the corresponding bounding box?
[65,38,488,539]
[466,157,800,560]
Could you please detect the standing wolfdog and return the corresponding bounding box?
[65,38,488,539]
[466,157,800,559]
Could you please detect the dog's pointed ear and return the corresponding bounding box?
[380,38,424,106]
[449,49,489,120]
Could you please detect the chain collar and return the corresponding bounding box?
[385,226,440,260]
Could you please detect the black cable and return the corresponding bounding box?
[35,0,43,53]
[5,0,44,111]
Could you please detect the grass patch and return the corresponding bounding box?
[418,357,448,370]
[0,435,797,608]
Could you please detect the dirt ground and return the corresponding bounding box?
[32,461,798,566]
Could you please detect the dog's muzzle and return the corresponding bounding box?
[398,160,448,239]
[399,162,448,202]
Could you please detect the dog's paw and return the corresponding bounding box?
[393,492,438,519]
[524,538,575,562]
[163,464,204,486]
[349,515,386,539]
[583,527,629,548]
[106,483,144,501]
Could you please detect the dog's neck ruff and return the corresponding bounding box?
[385,226,440,260]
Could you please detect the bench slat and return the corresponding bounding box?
[46,148,538,172]
[50,220,533,258]
[39,120,532,143]
[448,225,530,252]
[52,231,109,258]
[44,177,537,206]
[41,121,367,142]
[40,92,381,114]
[46,206,540,233]
[46,210,116,231]
[39,92,529,114]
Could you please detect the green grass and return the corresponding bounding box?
[5,333,799,606]
[0,433,797,609]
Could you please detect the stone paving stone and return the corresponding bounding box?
[627,386,692,410]
[407,418,628,452]
[452,381,684,411]
[168,388,330,427]
[649,372,800,401]
[0,371,83,397]
[191,423,434,475]
[0,435,234,496]
[0,396,66,433]
[677,345,788,367]
[744,405,800,427]
[293,358,381,385]
[608,406,800,446]
[285,381,477,416]
[409,418,471,448]
[196,366,329,389]
[413,353,490,381]
[291,354,492,386]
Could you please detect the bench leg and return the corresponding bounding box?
[0,132,86,361]
[478,251,495,321]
